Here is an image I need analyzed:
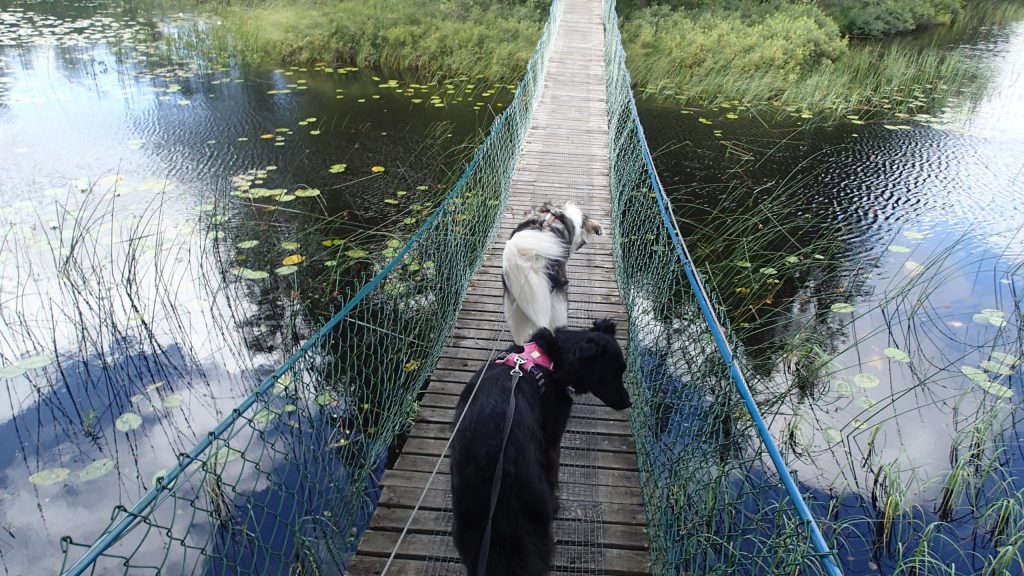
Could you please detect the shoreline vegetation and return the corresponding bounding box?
[186,0,1024,119]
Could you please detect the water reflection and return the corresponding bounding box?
[639,11,1024,575]
[0,1,508,572]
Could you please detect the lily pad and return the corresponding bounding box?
[237,240,259,249]
[759,267,778,275]
[977,380,1013,398]
[115,412,143,432]
[902,231,925,239]
[0,364,27,379]
[733,260,752,268]
[281,242,301,250]
[162,395,184,408]
[208,445,241,466]
[822,428,842,444]
[282,254,305,266]
[980,360,1013,375]
[883,348,910,363]
[960,366,990,383]
[252,409,278,425]
[16,354,54,370]
[79,458,115,481]
[230,267,269,280]
[274,265,298,275]
[854,373,880,388]
[370,166,386,173]
[990,352,1019,366]
[345,249,369,259]
[29,467,70,486]
[834,380,854,396]
[887,245,911,253]
[328,163,347,173]
[972,313,992,325]
[831,303,855,314]
[856,397,876,409]
[784,256,799,264]
[386,239,401,249]
[293,188,321,197]
[315,393,336,406]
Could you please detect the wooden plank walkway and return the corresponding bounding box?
[347,0,649,573]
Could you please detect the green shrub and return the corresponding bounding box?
[821,0,963,36]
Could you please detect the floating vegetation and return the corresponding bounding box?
[115,412,143,432]
[29,468,70,486]
[79,459,116,482]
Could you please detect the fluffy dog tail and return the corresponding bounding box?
[503,230,565,344]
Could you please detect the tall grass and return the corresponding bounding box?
[192,0,546,84]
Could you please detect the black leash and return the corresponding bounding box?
[477,355,525,576]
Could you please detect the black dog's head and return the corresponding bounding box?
[535,320,630,410]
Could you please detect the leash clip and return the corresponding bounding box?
[509,355,527,377]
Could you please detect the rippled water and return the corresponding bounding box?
[639,17,1024,576]
[0,3,510,573]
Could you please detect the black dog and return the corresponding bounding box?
[450,320,630,576]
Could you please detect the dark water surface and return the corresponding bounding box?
[0,2,510,573]
[639,18,1024,576]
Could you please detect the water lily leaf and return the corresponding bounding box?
[151,468,176,489]
[990,352,1019,366]
[210,215,229,224]
[345,249,368,259]
[759,267,777,275]
[294,188,321,197]
[784,256,799,264]
[252,409,278,425]
[883,348,910,362]
[370,166,386,173]
[822,429,842,444]
[902,231,925,239]
[904,261,923,274]
[79,458,115,481]
[162,395,183,408]
[384,199,399,205]
[272,373,294,395]
[423,261,435,269]
[733,260,752,268]
[29,467,70,486]
[115,412,143,432]
[130,394,145,403]
[145,382,163,392]
[834,380,854,396]
[315,393,336,406]
[208,445,241,466]
[276,194,296,202]
[386,239,401,249]
[237,240,259,249]
[0,364,27,379]
[960,366,989,383]
[230,267,269,280]
[887,245,911,253]
[854,373,879,388]
[977,380,1013,398]
[988,316,1007,328]
[980,360,1013,375]
[981,309,1003,317]
[416,185,429,191]
[856,397,876,409]
[274,265,298,275]
[329,163,347,173]
[17,354,54,370]
[831,303,855,314]
[282,254,305,266]
[284,404,297,413]
[972,313,992,325]
[281,242,301,250]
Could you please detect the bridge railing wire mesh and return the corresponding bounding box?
[57,2,563,574]
[602,1,840,574]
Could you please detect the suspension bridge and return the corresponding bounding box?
[59,0,842,575]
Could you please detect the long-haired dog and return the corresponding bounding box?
[503,202,603,345]
[450,320,630,576]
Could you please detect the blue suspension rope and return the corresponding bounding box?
[608,10,843,576]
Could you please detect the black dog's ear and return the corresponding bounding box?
[571,337,602,361]
[530,327,559,356]
[591,319,616,337]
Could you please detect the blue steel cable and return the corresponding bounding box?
[607,7,844,576]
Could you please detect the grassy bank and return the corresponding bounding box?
[190,0,1024,117]
[194,0,547,84]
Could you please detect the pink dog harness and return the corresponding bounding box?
[496,341,554,373]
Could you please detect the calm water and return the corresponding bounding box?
[639,17,1024,576]
[0,3,510,573]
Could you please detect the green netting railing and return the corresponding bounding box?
[603,1,840,574]
[57,2,562,574]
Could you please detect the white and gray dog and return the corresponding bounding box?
[502,202,603,344]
